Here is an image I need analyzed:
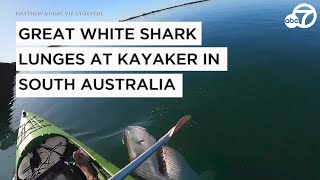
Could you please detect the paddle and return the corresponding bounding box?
[109,115,192,180]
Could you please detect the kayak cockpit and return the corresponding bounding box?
[17,135,100,180]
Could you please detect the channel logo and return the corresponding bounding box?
[285,3,317,29]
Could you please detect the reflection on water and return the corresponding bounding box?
[0,63,17,179]
[0,63,17,150]
[0,106,15,151]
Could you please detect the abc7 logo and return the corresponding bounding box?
[285,3,317,28]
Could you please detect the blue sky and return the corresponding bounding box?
[0,0,189,63]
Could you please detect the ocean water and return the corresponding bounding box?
[1,0,320,179]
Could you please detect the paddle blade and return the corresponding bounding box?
[169,115,192,137]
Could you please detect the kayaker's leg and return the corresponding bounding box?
[73,150,99,180]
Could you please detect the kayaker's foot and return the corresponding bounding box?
[73,150,99,180]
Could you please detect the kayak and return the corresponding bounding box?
[15,110,135,180]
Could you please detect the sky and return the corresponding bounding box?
[0,0,189,63]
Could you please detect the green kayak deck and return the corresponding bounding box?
[15,110,134,180]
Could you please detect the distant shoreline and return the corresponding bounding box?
[119,0,210,22]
